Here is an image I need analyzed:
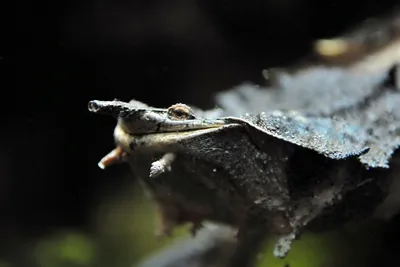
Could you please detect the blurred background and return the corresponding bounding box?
[8,0,400,266]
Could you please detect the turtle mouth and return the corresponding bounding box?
[117,117,228,135]
[114,123,234,154]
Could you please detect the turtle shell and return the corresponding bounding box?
[216,67,400,168]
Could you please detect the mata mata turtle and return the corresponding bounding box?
[88,66,400,258]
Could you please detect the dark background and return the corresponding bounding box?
[8,0,400,266]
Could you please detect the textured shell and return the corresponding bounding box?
[216,67,400,168]
[224,111,369,160]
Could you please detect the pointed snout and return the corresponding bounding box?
[88,100,133,117]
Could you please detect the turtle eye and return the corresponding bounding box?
[167,103,195,120]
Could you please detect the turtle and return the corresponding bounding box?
[88,65,400,260]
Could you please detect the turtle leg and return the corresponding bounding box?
[273,189,339,258]
[150,153,176,178]
[273,233,297,258]
[273,168,348,258]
